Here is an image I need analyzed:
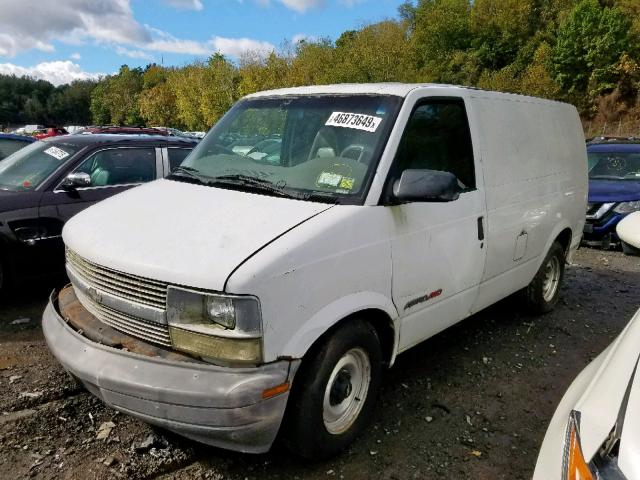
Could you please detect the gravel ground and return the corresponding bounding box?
[0,247,639,480]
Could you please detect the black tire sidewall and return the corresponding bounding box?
[283,320,382,459]
[526,242,565,314]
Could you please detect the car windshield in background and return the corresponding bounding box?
[0,141,80,191]
[0,139,30,160]
[173,95,402,204]
[588,151,640,180]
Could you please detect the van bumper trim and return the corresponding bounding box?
[43,291,298,454]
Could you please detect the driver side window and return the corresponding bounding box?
[72,148,157,187]
[394,99,475,190]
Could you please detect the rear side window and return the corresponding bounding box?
[167,148,192,172]
[73,148,157,187]
[393,99,475,190]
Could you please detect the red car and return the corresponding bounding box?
[34,127,69,140]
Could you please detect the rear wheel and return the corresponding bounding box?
[282,320,382,459]
[525,242,565,314]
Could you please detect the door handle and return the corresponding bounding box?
[477,216,484,241]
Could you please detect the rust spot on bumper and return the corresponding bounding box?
[57,285,196,362]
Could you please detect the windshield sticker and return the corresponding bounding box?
[317,171,343,188]
[43,146,70,161]
[325,112,382,133]
[339,177,355,190]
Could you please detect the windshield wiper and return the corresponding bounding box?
[210,174,307,200]
[168,166,208,185]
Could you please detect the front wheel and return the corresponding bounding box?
[524,241,565,314]
[282,320,382,459]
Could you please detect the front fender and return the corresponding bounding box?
[280,291,400,364]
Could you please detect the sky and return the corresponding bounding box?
[0,0,405,86]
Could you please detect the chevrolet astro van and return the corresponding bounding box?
[43,84,588,458]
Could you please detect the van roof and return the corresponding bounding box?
[244,83,567,104]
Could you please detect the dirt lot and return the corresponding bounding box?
[0,247,639,480]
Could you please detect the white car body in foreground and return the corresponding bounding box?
[618,211,640,254]
[44,84,588,457]
[535,308,640,479]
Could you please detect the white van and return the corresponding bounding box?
[43,84,587,458]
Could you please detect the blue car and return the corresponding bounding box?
[0,133,35,161]
[584,140,640,248]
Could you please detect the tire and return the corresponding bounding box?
[282,320,382,459]
[525,241,565,315]
[621,241,640,256]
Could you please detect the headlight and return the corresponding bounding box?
[562,411,625,480]
[563,411,595,480]
[166,286,262,365]
[614,201,640,214]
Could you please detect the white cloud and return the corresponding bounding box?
[0,0,275,64]
[70,52,81,60]
[280,0,324,12]
[0,0,149,57]
[164,0,204,10]
[210,36,275,57]
[0,61,103,86]
[115,46,154,60]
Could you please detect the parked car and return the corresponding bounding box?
[76,126,169,136]
[43,84,587,458]
[34,127,68,140]
[534,306,640,480]
[617,211,640,255]
[0,134,197,290]
[583,140,640,249]
[0,133,35,161]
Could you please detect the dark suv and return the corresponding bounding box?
[0,134,198,290]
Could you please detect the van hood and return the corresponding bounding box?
[62,179,333,291]
[588,179,640,203]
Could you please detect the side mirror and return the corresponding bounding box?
[60,172,91,190]
[393,169,460,203]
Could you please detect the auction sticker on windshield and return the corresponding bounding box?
[44,146,70,161]
[325,112,382,133]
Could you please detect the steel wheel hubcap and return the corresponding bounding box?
[542,256,561,302]
[323,347,371,435]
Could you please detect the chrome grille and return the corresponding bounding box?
[66,249,168,309]
[77,289,172,347]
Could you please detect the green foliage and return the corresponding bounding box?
[551,0,633,100]
[2,0,639,129]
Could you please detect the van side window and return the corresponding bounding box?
[394,100,475,190]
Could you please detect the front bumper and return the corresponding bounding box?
[43,291,299,454]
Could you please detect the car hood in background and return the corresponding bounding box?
[0,190,41,214]
[62,179,333,291]
[588,179,640,203]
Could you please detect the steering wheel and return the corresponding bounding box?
[208,143,237,156]
[340,145,371,163]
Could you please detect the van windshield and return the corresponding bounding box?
[172,95,402,204]
[588,151,640,180]
[0,141,80,191]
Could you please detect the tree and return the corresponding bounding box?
[551,0,633,99]
[411,0,472,79]
[334,21,414,83]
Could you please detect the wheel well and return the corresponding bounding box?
[555,228,573,257]
[301,309,396,368]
